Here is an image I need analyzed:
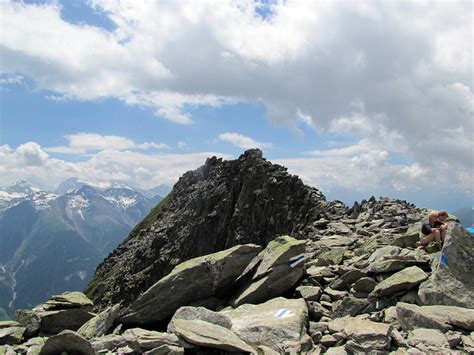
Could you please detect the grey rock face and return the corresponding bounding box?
[367,246,429,273]
[87,149,344,310]
[418,223,474,308]
[230,236,306,307]
[119,244,261,325]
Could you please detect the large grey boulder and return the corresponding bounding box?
[396,302,474,332]
[407,328,450,352]
[90,334,127,353]
[16,292,95,336]
[167,307,232,333]
[230,236,306,307]
[119,244,261,325]
[332,296,370,318]
[221,297,308,352]
[369,266,427,299]
[367,246,428,273]
[40,330,94,355]
[78,304,120,339]
[418,223,474,308]
[328,317,392,352]
[170,319,255,353]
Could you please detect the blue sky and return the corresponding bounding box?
[1,0,472,211]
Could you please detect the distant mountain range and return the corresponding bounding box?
[453,207,474,228]
[0,179,170,319]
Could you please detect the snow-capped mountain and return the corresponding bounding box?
[0,181,57,212]
[0,179,165,317]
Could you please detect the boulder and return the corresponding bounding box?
[167,306,232,333]
[352,277,377,293]
[314,248,345,266]
[122,328,183,353]
[367,246,428,273]
[16,292,95,336]
[170,319,255,353]
[0,322,19,330]
[328,318,392,351]
[418,223,474,308]
[0,327,25,345]
[221,297,308,352]
[407,328,450,352]
[332,296,370,318]
[119,244,261,325]
[369,266,427,299]
[90,334,127,353]
[396,302,474,332]
[78,304,120,339]
[296,286,322,301]
[230,236,306,307]
[40,330,94,355]
[41,292,93,310]
[330,269,366,291]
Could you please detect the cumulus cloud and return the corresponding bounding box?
[45,133,169,154]
[219,132,272,149]
[0,142,227,190]
[0,1,472,200]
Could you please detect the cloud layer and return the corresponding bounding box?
[1,1,472,201]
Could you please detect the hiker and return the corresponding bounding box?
[417,210,448,249]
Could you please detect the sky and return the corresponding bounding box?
[0,0,472,211]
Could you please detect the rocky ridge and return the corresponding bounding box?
[87,149,346,310]
[1,150,473,354]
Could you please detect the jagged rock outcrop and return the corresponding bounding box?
[87,149,345,310]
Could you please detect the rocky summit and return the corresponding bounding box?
[86,149,346,310]
[2,149,474,354]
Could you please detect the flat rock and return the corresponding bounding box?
[122,328,182,353]
[407,328,449,350]
[78,304,120,339]
[332,296,370,318]
[119,244,261,325]
[40,330,94,355]
[231,236,306,307]
[0,323,19,330]
[315,248,345,266]
[330,269,366,291]
[90,334,127,353]
[0,327,25,345]
[328,318,392,351]
[41,292,93,311]
[369,266,427,299]
[167,306,232,333]
[221,297,308,352]
[170,319,255,353]
[396,302,474,332]
[418,223,474,308]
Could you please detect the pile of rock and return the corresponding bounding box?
[2,214,473,353]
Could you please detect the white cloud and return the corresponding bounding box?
[0,1,472,201]
[15,142,49,166]
[45,133,169,154]
[0,142,228,190]
[218,132,272,150]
